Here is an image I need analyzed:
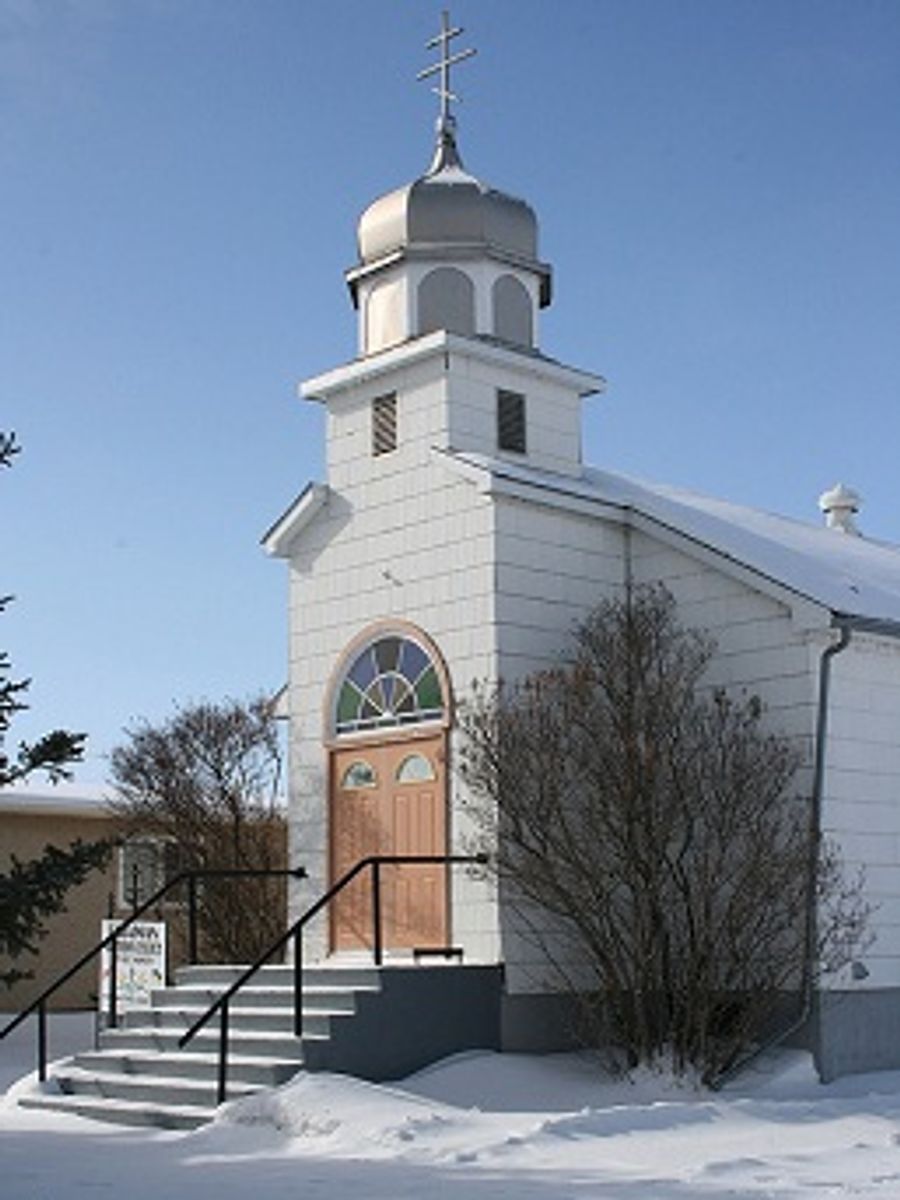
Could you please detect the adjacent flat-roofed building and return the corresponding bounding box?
[0,785,116,1011]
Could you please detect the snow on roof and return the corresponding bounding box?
[590,467,900,627]
[445,450,900,628]
[0,781,114,819]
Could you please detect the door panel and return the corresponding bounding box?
[331,758,384,950]
[330,735,447,952]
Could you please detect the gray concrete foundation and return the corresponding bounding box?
[304,964,503,1080]
[500,991,583,1053]
[815,990,900,1082]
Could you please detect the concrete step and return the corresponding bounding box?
[54,1065,259,1108]
[150,984,361,1013]
[118,1004,336,1037]
[99,1024,313,1060]
[16,961,506,1131]
[174,963,382,990]
[18,1091,215,1131]
[74,1048,303,1087]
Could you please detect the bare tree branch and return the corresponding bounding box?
[459,585,870,1082]
[108,697,287,962]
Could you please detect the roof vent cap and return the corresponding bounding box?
[818,482,862,535]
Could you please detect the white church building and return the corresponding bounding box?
[264,24,900,1084]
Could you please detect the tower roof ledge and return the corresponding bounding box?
[300,330,604,403]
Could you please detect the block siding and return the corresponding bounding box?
[446,353,583,478]
[284,469,866,991]
[285,344,595,968]
[630,530,818,746]
[281,352,900,1010]
[491,517,826,993]
[822,635,900,989]
[286,358,501,964]
[492,496,625,990]
[631,533,900,999]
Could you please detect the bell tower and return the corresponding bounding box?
[344,13,552,359]
[299,12,602,484]
[268,14,604,975]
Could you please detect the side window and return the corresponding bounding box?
[417,267,475,337]
[118,838,179,909]
[364,279,404,354]
[492,274,533,347]
[497,389,527,454]
[372,393,397,457]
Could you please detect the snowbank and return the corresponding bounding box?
[5,1028,900,1197]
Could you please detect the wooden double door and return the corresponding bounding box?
[329,734,448,952]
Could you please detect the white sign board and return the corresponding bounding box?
[99,920,167,1013]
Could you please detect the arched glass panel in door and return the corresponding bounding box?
[340,760,378,789]
[335,634,445,735]
[396,753,436,783]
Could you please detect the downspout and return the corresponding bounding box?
[805,619,853,1078]
[710,617,852,1089]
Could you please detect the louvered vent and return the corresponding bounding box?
[372,393,398,456]
[497,389,526,454]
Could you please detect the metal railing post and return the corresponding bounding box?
[293,929,303,1038]
[108,935,118,1029]
[217,999,229,1105]
[0,865,308,1086]
[188,874,199,964]
[372,859,383,966]
[37,1001,47,1083]
[174,856,486,1104]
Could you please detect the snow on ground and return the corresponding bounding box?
[3,1012,900,1197]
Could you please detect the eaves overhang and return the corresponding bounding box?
[432,446,624,522]
[831,612,900,640]
[261,482,329,559]
[301,330,604,404]
[433,450,883,629]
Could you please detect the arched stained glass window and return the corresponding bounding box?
[335,634,445,734]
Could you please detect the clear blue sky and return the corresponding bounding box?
[3,0,899,787]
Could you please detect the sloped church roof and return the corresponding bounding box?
[438,448,900,630]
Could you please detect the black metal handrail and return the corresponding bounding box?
[0,865,306,1081]
[179,853,488,1104]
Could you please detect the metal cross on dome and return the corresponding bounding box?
[416,10,476,132]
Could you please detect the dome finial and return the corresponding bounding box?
[416,10,476,174]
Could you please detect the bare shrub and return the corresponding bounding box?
[459,585,868,1083]
[109,697,287,963]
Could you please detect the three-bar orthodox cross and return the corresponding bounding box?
[416,10,476,131]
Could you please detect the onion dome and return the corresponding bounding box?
[346,117,552,310]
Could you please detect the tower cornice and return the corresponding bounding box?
[300,329,604,403]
